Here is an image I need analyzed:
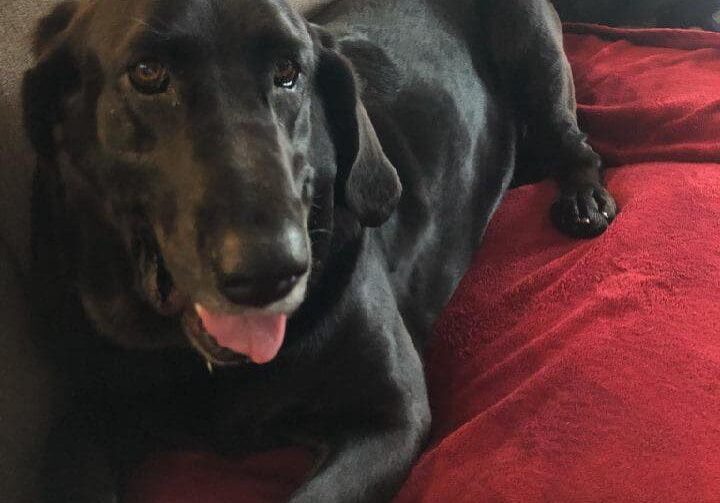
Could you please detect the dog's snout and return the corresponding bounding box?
[217,222,309,307]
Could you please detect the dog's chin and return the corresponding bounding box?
[139,241,307,367]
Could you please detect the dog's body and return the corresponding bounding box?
[24,0,704,501]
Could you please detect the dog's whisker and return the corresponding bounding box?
[129,16,179,39]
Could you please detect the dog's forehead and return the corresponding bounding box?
[88,0,312,64]
[149,0,308,42]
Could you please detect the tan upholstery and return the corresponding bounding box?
[0,0,59,270]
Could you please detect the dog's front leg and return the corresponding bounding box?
[289,423,427,503]
[288,309,430,503]
[481,0,618,239]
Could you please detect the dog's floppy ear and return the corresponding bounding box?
[23,1,82,159]
[314,31,402,227]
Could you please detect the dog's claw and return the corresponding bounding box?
[551,183,618,239]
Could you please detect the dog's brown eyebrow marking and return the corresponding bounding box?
[130,16,171,39]
[127,30,206,65]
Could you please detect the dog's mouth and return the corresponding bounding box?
[135,230,291,368]
[183,306,288,367]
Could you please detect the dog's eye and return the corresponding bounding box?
[128,61,170,94]
[273,59,300,89]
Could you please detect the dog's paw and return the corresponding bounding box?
[551,184,617,239]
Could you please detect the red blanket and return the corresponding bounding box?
[128,25,720,502]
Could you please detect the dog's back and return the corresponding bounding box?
[314,0,517,340]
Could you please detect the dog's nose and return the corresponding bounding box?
[220,270,304,307]
[217,223,309,307]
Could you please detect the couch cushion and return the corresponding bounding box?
[397,162,720,503]
[0,0,60,268]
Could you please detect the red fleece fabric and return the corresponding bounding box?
[128,25,720,502]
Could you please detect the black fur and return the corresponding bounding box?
[21,0,698,501]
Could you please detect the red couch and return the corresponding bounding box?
[128,25,720,503]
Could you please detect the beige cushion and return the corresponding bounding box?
[0,0,60,271]
[0,242,54,503]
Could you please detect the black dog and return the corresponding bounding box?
[23,0,632,501]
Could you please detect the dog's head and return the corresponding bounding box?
[24,0,401,365]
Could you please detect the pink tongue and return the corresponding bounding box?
[195,305,287,364]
